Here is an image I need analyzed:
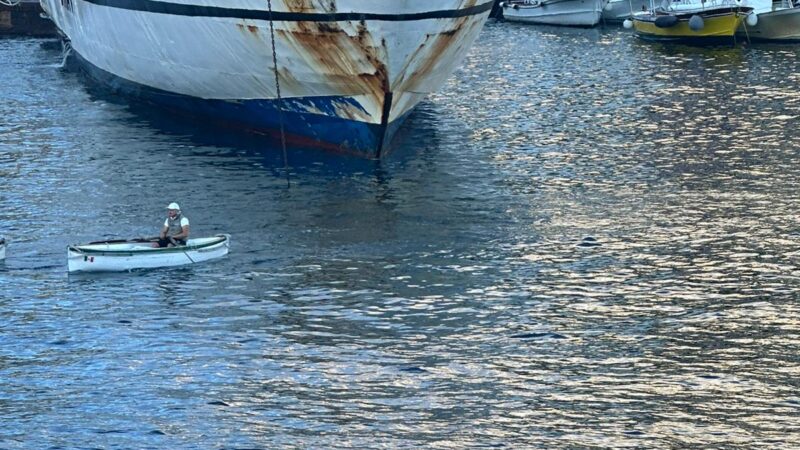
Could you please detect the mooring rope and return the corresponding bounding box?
[739,9,752,45]
[266,0,291,188]
[59,40,73,69]
[0,0,22,7]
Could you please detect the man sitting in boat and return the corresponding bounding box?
[158,202,190,247]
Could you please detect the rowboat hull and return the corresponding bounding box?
[39,0,494,158]
[67,234,230,273]
[633,7,751,45]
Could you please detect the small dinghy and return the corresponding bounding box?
[0,238,6,260]
[67,234,230,273]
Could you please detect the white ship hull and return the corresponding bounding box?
[40,0,493,157]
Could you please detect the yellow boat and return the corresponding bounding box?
[632,2,754,45]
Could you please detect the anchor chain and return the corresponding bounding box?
[267,0,291,187]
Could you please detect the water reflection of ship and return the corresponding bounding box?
[70,68,445,177]
[72,80,443,180]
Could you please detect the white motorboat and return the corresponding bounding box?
[737,0,800,42]
[602,0,650,22]
[67,234,230,273]
[0,238,5,261]
[501,0,608,26]
[38,0,494,158]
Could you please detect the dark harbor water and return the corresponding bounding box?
[3,22,800,449]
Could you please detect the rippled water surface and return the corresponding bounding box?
[3,22,800,449]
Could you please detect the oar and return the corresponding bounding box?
[181,249,196,264]
[167,237,197,263]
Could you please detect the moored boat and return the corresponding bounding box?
[737,0,800,42]
[632,0,753,45]
[501,0,608,26]
[0,238,5,261]
[38,0,494,158]
[603,0,651,22]
[67,234,230,273]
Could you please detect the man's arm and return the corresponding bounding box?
[172,225,190,241]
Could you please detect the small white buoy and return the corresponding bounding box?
[746,12,758,26]
[688,14,704,31]
[623,18,634,29]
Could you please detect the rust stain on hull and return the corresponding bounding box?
[284,0,338,14]
[233,0,488,123]
[396,1,486,94]
[276,1,390,120]
[235,22,261,36]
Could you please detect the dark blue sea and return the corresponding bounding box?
[3,21,800,449]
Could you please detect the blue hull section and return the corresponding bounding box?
[69,51,407,158]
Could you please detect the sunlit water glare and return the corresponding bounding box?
[2,22,800,448]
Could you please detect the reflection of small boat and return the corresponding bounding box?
[0,238,5,260]
[602,0,651,22]
[67,235,230,273]
[737,0,800,42]
[501,0,608,26]
[632,0,753,44]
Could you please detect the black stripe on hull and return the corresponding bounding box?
[79,0,495,21]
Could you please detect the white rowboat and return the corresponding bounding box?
[67,234,230,273]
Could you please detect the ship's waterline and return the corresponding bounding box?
[40,0,494,157]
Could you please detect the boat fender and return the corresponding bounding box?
[688,14,704,31]
[623,18,634,29]
[746,12,758,26]
[654,15,679,28]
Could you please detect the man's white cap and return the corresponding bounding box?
[167,202,180,210]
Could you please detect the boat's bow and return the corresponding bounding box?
[39,0,494,157]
